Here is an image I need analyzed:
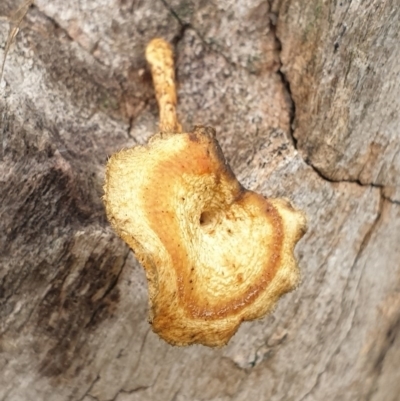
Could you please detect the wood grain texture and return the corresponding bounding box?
[0,0,399,400]
[272,0,400,201]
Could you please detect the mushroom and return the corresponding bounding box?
[103,38,307,346]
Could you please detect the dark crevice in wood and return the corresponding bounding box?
[113,386,150,400]
[270,2,399,206]
[267,2,296,150]
[159,0,260,75]
[158,0,186,28]
[77,375,100,401]
[158,0,192,50]
[382,193,400,206]
[111,368,162,401]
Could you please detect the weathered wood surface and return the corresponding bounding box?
[0,1,399,400]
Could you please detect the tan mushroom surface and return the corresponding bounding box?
[103,39,307,346]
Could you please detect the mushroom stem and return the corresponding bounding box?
[145,38,182,133]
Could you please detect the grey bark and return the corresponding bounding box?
[0,1,399,401]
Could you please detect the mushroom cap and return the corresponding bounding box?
[104,126,307,346]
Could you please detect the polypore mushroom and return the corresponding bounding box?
[104,38,307,346]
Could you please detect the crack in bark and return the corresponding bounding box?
[77,375,100,401]
[158,0,259,74]
[112,369,161,401]
[269,3,399,207]
[268,10,296,151]
[158,0,186,28]
[382,193,400,206]
[84,396,99,401]
[113,385,151,400]
[85,309,152,401]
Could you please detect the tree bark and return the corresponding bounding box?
[0,1,399,400]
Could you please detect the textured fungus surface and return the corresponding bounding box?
[104,125,306,346]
